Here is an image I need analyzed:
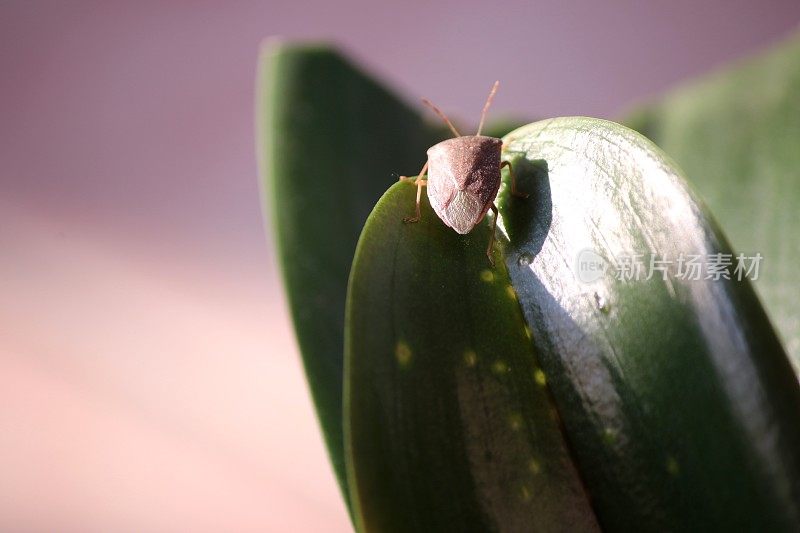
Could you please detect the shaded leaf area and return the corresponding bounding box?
[257,43,441,503]
[345,182,600,533]
[499,117,800,531]
[625,32,800,373]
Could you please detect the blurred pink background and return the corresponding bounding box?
[1,2,798,531]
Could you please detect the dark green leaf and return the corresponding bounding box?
[345,182,600,533]
[256,43,441,504]
[499,117,800,531]
[624,32,800,374]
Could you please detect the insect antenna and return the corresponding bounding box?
[476,80,500,136]
[422,97,461,137]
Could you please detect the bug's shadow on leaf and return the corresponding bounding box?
[501,157,552,256]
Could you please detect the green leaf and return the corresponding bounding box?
[498,117,800,531]
[345,181,600,533]
[256,43,441,504]
[624,32,800,374]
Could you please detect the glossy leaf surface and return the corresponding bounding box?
[625,33,800,373]
[345,182,599,533]
[498,117,800,531]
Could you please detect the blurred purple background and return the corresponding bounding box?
[1,2,798,531]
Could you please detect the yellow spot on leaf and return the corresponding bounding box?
[602,427,617,445]
[463,349,478,368]
[533,368,547,387]
[505,285,517,300]
[666,456,680,476]
[480,269,494,283]
[491,360,509,375]
[395,341,412,367]
[528,458,542,475]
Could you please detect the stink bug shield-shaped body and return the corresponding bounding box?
[427,136,503,234]
[401,81,527,266]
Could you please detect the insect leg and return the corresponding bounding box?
[486,203,499,267]
[402,160,429,224]
[501,160,529,199]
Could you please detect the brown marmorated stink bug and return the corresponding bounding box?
[400,81,528,266]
